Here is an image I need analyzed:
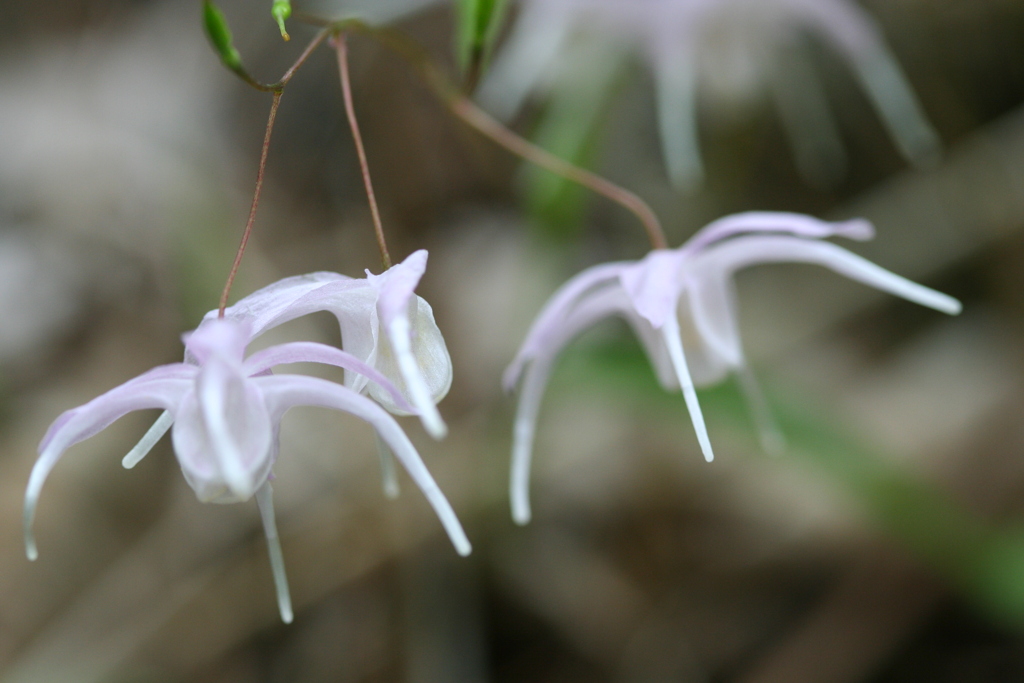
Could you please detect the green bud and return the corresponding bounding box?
[203,1,243,71]
[272,0,292,41]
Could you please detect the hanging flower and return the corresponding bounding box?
[26,317,470,624]
[504,212,961,524]
[125,249,452,476]
[477,0,939,188]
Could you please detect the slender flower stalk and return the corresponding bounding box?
[334,32,393,269]
[294,16,667,250]
[219,91,282,317]
[215,27,331,314]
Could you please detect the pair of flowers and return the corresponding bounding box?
[26,213,960,622]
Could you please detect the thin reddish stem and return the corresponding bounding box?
[328,19,668,251]
[334,32,392,270]
[450,98,668,250]
[219,90,283,317]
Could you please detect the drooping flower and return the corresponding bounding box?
[26,317,470,624]
[125,249,452,487]
[505,212,961,524]
[478,0,939,189]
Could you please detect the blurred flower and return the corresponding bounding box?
[25,316,470,624]
[504,212,962,524]
[478,0,939,189]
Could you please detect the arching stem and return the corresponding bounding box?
[449,97,667,250]
[334,32,392,270]
[306,17,668,252]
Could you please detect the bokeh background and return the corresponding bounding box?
[3,1,1024,681]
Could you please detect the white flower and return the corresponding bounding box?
[478,0,939,188]
[126,250,452,476]
[505,212,961,524]
[27,296,468,624]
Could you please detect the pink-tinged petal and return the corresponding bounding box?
[38,362,194,454]
[619,249,683,329]
[661,313,714,463]
[184,317,252,365]
[374,250,427,326]
[508,285,660,524]
[207,271,352,337]
[243,341,414,414]
[26,377,191,560]
[257,374,471,556]
[694,235,962,315]
[172,361,274,504]
[255,482,293,624]
[682,212,874,256]
[504,261,629,393]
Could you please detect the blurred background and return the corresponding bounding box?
[3,0,1024,681]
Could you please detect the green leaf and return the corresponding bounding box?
[203,1,243,72]
[272,0,292,41]
[456,0,509,72]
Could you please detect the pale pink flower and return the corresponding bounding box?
[26,296,469,624]
[505,212,961,524]
[125,250,452,492]
[478,0,939,188]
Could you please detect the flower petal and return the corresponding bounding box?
[661,312,715,463]
[207,271,352,337]
[653,41,703,189]
[172,360,274,503]
[504,261,628,393]
[683,212,874,256]
[374,249,427,326]
[508,284,661,524]
[26,377,191,560]
[122,409,173,469]
[257,374,471,556]
[694,235,962,315]
[383,310,448,439]
[255,482,293,624]
[243,341,414,413]
[619,249,683,329]
[476,0,573,121]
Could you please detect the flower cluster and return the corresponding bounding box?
[25,251,468,623]
[478,0,939,188]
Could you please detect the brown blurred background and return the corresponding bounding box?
[3,0,1024,681]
